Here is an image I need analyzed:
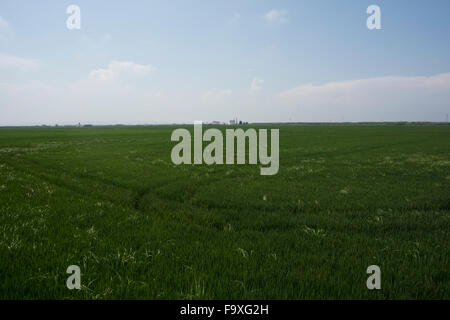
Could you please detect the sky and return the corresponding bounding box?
[1,0,450,125]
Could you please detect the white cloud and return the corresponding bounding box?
[249,77,264,94]
[279,73,450,122]
[264,9,288,23]
[0,53,40,71]
[1,70,450,125]
[228,13,240,26]
[201,89,232,100]
[0,16,12,39]
[88,60,155,82]
[0,16,8,29]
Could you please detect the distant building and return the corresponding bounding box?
[229,118,247,125]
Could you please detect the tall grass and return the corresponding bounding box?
[0,125,448,299]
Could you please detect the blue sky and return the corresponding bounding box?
[1,0,450,125]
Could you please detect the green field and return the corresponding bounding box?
[0,124,449,299]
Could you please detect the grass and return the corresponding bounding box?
[0,124,449,299]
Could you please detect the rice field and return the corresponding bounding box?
[0,124,449,299]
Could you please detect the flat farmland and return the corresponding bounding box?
[0,124,449,299]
